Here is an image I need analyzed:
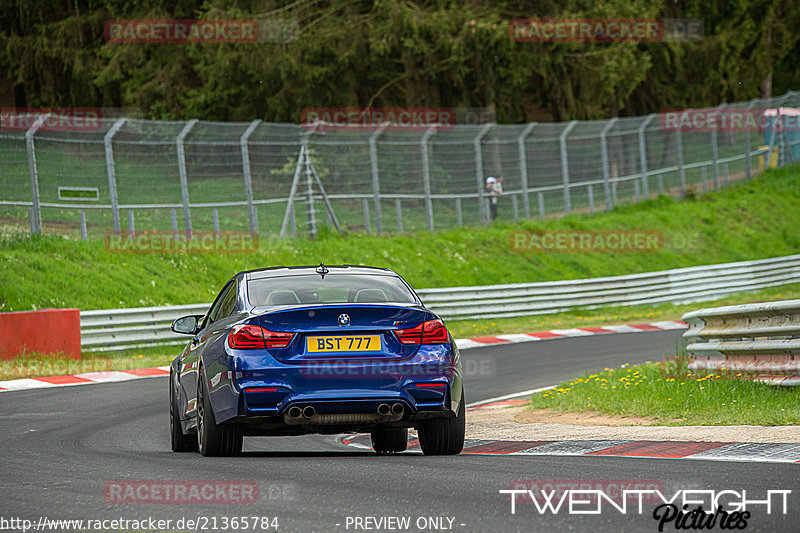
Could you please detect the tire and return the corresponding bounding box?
[417,390,465,456]
[371,428,408,454]
[170,372,196,452]
[196,368,243,457]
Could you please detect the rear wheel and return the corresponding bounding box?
[371,428,408,454]
[197,368,243,457]
[170,372,196,453]
[417,390,465,456]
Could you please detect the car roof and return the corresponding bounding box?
[241,264,397,281]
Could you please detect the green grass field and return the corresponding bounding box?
[528,358,800,426]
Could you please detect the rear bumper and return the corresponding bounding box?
[205,342,463,432]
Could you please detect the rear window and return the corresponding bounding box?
[248,274,417,306]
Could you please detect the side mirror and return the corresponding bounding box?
[171,315,203,335]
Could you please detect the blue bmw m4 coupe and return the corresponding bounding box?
[169,264,465,457]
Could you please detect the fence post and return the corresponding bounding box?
[369,124,388,233]
[362,198,371,233]
[474,123,494,223]
[25,113,50,235]
[744,99,758,180]
[537,191,545,219]
[395,198,403,233]
[517,122,536,219]
[79,210,87,241]
[240,119,261,234]
[675,127,686,197]
[303,140,317,238]
[455,198,463,226]
[559,120,578,214]
[637,114,656,199]
[711,103,725,189]
[104,117,126,233]
[176,119,198,238]
[587,186,594,215]
[420,126,437,231]
[600,118,617,210]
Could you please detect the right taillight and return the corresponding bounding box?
[396,319,449,345]
[229,325,295,349]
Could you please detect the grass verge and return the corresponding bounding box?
[528,358,800,426]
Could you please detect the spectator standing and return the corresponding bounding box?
[485,176,503,222]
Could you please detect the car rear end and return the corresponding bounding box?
[216,267,463,436]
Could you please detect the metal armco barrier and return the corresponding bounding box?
[682,299,800,386]
[80,254,800,351]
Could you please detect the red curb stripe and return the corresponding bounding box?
[464,441,553,454]
[35,375,93,385]
[629,324,662,331]
[121,367,170,377]
[585,441,732,458]
[527,331,566,339]
[474,399,528,409]
[469,336,511,344]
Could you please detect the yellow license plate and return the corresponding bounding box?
[307,335,382,353]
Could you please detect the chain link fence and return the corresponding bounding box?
[2,91,799,240]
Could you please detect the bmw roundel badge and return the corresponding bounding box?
[338,313,350,326]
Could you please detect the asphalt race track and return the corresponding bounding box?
[1,329,797,532]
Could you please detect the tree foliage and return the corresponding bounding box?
[1,0,798,122]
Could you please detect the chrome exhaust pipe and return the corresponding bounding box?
[302,405,316,419]
[376,403,391,416]
[391,403,404,417]
[287,406,302,419]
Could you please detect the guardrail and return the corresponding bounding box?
[682,299,800,386]
[80,253,800,352]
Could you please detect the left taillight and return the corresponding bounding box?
[228,325,294,349]
[396,319,449,345]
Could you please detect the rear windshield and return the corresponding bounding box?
[247,274,417,306]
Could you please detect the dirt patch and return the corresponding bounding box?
[466,406,800,443]
[513,407,657,426]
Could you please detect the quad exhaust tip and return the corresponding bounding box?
[302,405,317,419]
[391,403,404,416]
[288,406,302,419]
[376,403,391,416]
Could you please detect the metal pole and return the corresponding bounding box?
[455,198,462,226]
[171,208,178,238]
[587,186,594,215]
[744,99,758,180]
[279,146,306,238]
[474,123,493,223]
[637,114,656,199]
[711,104,725,190]
[701,167,707,193]
[395,198,403,233]
[600,118,617,210]
[240,119,261,234]
[511,194,519,221]
[362,198,371,234]
[559,120,578,214]
[79,210,87,241]
[303,140,316,238]
[537,191,545,219]
[369,123,388,233]
[676,128,686,197]
[212,208,220,236]
[518,122,536,219]
[25,113,50,235]
[176,119,198,238]
[420,126,437,231]
[104,117,126,233]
